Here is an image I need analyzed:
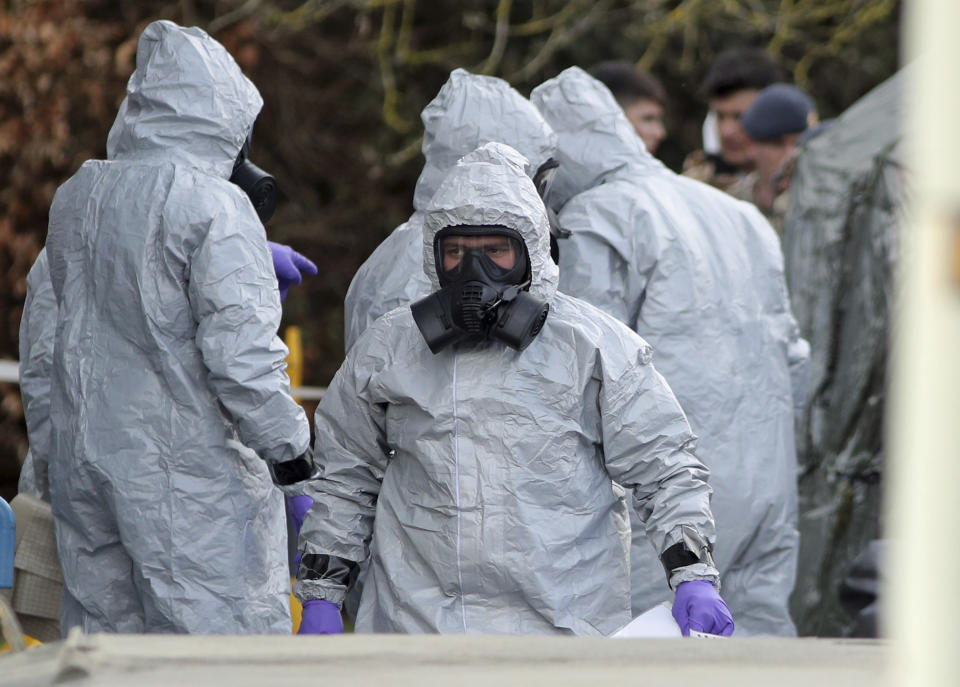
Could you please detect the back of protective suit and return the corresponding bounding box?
[44,20,309,635]
[532,67,808,637]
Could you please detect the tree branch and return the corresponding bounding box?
[480,0,512,75]
[506,0,612,83]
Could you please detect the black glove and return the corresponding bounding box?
[659,525,715,582]
[268,448,316,486]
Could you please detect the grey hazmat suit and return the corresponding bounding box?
[342,68,557,352]
[531,67,809,636]
[18,249,56,502]
[44,20,310,634]
[295,142,719,635]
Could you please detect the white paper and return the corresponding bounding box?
[610,602,729,639]
[611,602,682,638]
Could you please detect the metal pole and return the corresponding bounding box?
[888,0,960,683]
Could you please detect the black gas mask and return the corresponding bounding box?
[230,132,277,223]
[411,226,550,354]
[532,158,570,264]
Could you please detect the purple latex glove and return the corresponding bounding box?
[672,580,735,637]
[286,495,314,536]
[287,495,314,567]
[298,600,344,635]
[268,241,318,301]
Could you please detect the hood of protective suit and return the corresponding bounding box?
[343,69,557,351]
[531,66,663,210]
[106,20,262,179]
[413,68,557,211]
[422,142,559,303]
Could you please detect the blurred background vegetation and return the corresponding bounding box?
[0,0,901,612]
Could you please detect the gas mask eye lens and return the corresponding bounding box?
[438,233,521,276]
[441,240,465,271]
[482,238,515,266]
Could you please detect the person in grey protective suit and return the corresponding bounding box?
[294,142,734,637]
[342,68,559,353]
[332,69,568,618]
[42,20,315,635]
[531,67,810,636]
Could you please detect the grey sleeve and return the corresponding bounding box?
[294,349,390,604]
[787,332,811,424]
[187,213,310,465]
[18,250,57,501]
[597,346,719,586]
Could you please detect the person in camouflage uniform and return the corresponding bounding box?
[682,48,783,191]
[730,84,819,239]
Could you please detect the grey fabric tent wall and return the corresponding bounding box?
[782,68,909,636]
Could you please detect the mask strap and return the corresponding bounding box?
[481,278,532,316]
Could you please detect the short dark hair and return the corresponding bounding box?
[700,48,783,100]
[588,61,667,108]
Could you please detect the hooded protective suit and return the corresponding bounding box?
[295,142,719,635]
[531,67,808,636]
[342,68,557,352]
[43,20,310,634]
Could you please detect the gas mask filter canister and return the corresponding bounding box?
[229,134,278,223]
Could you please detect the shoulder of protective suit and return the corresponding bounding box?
[165,167,259,225]
[25,248,50,289]
[348,304,424,364]
[671,172,785,259]
[558,176,636,215]
[379,215,424,264]
[349,216,418,282]
[54,160,106,195]
[545,292,653,365]
[672,171,746,208]
[557,176,671,261]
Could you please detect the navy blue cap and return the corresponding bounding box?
[741,84,814,142]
